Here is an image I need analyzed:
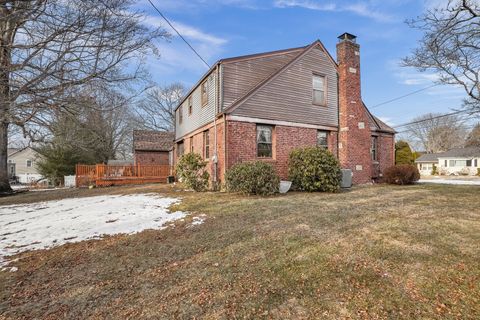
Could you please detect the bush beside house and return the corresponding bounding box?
[288,147,341,192]
[225,161,279,196]
[384,165,420,185]
[176,153,210,191]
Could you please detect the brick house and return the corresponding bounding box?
[173,33,395,185]
[133,130,174,165]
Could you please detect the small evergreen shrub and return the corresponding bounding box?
[384,165,420,185]
[431,164,438,175]
[176,153,210,191]
[288,147,341,192]
[225,161,279,195]
[477,168,480,176]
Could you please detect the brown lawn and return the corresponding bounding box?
[1,184,480,319]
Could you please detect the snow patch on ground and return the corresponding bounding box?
[418,179,480,186]
[0,193,186,270]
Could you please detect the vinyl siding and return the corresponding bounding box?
[221,50,301,110]
[8,147,41,175]
[231,46,339,127]
[175,70,218,140]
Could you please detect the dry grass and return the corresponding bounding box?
[1,184,480,319]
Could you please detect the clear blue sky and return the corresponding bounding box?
[136,0,467,131]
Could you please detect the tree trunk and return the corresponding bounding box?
[0,120,11,193]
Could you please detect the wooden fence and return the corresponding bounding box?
[75,164,173,187]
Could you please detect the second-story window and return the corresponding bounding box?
[201,80,208,106]
[26,159,32,167]
[179,106,183,124]
[188,96,193,115]
[313,74,326,106]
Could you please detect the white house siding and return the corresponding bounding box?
[8,147,43,183]
[417,162,436,176]
[175,70,218,140]
[437,157,479,175]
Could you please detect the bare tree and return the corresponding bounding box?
[0,0,169,192]
[135,83,185,132]
[465,123,480,147]
[403,1,480,113]
[406,113,468,153]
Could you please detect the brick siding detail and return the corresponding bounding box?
[226,121,339,180]
[173,120,226,184]
[337,38,373,184]
[134,151,169,165]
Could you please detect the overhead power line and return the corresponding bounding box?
[393,109,474,129]
[370,84,440,110]
[146,0,211,69]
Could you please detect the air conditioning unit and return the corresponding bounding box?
[341,169,352,188]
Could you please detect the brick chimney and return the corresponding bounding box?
[336,33,372,184]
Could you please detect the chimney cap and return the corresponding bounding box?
[338,32,357,42]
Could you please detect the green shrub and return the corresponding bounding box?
[288,147,341,192]
[477,168,480,176]
[384,165,420,185]
[431,164,438,175]
[176,153,210,191]
[225,161,280,195]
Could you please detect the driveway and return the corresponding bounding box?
[418,178,480,186]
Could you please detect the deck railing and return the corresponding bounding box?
[75,164,173,187]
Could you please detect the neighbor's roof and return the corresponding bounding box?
[415,153,440,163]
[133,130,174,152]
[7,148,19,156]
[436,146,480,158]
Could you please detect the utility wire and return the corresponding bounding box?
[370,84,440,109]
[146,0,211,69]
[393,109,474,129]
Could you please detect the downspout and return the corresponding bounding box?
[212,64,219,185]
[336,72,340,159]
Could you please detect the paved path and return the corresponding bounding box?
[418,179,480,186]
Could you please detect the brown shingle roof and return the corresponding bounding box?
[133,130,174,152]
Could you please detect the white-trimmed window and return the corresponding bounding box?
[312,74,326,106]
[257,125,273,158]
[317,130,329,149]
[26,159,32,167]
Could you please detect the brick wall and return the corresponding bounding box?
[226,120,339,179]
[378,134,395,175]
[134,151,169,165]
[337,37,373,184]
[173,120,226,184]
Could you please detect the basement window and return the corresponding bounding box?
[257,125,273,158]
[317,130,329,149]
[312,74,326,106]
[371,136,378,161]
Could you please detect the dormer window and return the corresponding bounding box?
[313,74,326,106]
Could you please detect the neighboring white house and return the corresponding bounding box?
[415,147,480,176]
[415,153,438,175]
[7,147,43,183]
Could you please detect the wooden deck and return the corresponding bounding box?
[75,164,173,187]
